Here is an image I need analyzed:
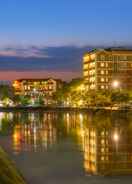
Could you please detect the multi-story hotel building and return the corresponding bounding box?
[13,78,63,96]
[83,48,132,90]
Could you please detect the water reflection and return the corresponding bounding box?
[12,112,58,153]
[0,111,132,175]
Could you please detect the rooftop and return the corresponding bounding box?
[85,47,132,55]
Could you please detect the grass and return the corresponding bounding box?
[0,147,26,184]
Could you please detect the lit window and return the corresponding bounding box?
[100,62,105,67]
[106,70,108,75]
[106,85,108,89]
[84,71,88,76]
[24,86,27,90]
[101,156,105,161]
[49,85,52,90]
[83,64,88,70]
[83,55,89,62]
[106,78,108,82]
[91,54,96,60]
[101,140,105,145]
[106,63,108,67]
[101,78,105,82]
[101,70,105,75]
[90,84,95,89]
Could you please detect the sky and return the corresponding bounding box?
[0,0,132,81]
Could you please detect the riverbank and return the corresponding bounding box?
[0,147,26,184]
[0,106,131,112]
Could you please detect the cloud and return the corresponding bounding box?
[0,46,49,58]
[0,45,92,81]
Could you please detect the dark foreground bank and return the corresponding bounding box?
[0,147,26,184]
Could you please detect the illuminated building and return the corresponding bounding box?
[83,48,132,90]
[13,78,63,96]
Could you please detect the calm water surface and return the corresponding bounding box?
[0,110,132,184]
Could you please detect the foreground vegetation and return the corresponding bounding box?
[0,147,26,184]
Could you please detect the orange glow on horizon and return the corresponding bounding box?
[0,71,81,81]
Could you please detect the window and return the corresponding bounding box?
[101,85,105,89]
[49,85,53,90]
[106,85,109,89]
[83,64,88,70]
[101,78,105,82]
[89,70,95,75]
[106,70,108,75]
[101,156,105,161]
[101,55,105,61]
[101,70,105,75]
[106,63,108,67]
[101,140,105,145]
[106,78,108,82]
[120,55,127,61]
[100,62,105,67]
[89,62,95,68]
[24,85,27,90]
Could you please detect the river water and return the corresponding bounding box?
[0,110,132,184]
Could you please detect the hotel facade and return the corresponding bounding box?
[13,78,63,97]
[83,48,132,91]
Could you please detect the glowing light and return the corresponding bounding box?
[113,132,119,142]
[112,80,120,88]
[91,54,96,60]
[83,55,90,62]
[79,113,83,122]
[13,80,20,89]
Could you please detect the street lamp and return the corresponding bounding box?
[113,131,119,154]
[112,80,120,89]
[113,132,119,142]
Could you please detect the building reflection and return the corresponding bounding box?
[1,111,132,175]
[12,112,57,154]
[63,112,132,175]
[83,124,132,175]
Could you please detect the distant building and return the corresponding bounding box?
[83,48,132,90]
[13,78,63,97]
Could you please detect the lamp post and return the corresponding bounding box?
[113,131,119,155]
[112,80,120,89]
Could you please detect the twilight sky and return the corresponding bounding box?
[0,0,132,81]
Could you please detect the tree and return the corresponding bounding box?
[110,91,130,104]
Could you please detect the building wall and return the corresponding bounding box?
[83,49,132,91]
[13,78,63,96]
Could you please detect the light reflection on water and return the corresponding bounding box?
[0,111,132,176]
